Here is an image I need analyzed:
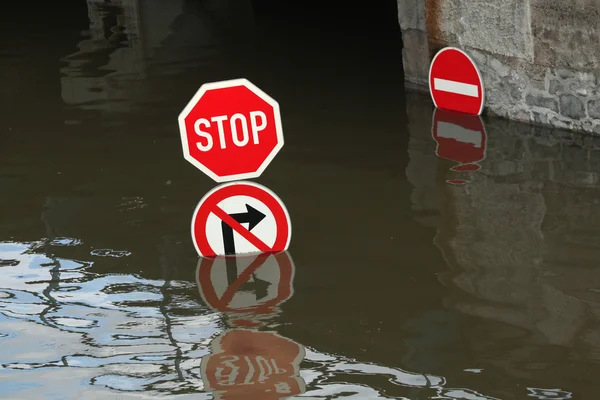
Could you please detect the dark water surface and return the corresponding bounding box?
[1,1,599,399]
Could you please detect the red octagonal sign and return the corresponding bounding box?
[178,78,284,182]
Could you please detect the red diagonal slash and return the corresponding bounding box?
[210,206,272,253]
[218,253,271,307]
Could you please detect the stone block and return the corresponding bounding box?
[548,79,562,95]
[576,71,597,86]
[526,94,559,113]
[529,78,545,92]
[567,76,597,96]
[424,0,461,44]
[580,120,594,134]
[510,84,525,101]
[508,108,534,124]
[468,49,487,70]
[549,115,574,131]
[489,57,510,78]
[455,0,534,61]
[485,105,509,120]
[556,69,576,80]
[531,1,600,70]
[487,81,514,106]
[559,94,586,119]
[505,70,530,102]
[397,0,427,31]
[533,110,550,126]
[587,100,600,119]
[520,66,548,93]
[402,29,431,87]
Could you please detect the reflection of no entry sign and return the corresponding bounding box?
[432,108,487,172]
[191,181,292,257]
[429,47,485,115]
[197,251,295,315]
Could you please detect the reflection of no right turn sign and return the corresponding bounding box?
[197,251,295,315]
[191,181,292,257]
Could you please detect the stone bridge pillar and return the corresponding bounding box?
[398,0,600,134]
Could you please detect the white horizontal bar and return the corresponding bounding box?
[436,121,482,147]
[434,78,478,97]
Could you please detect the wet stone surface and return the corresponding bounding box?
[398,0,600,134]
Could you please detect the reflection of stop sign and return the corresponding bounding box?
[432,108,487,170]
[178,78,284,182]
[429,47,485,115]
[201,329,306,400]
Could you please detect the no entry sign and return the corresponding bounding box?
[191,181,291,257]
[429,47,485,115]
[178,78,284,182]
[432,108,487,172]
[197,251,295,315]
[201,329,306,399]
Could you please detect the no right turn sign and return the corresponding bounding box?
[191,181,292,257]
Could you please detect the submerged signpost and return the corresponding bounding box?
[178,78,290,257]
[176,77,302,395]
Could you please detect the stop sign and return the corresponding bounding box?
[178,78,284,182]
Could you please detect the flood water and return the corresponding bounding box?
[1,1,600,399]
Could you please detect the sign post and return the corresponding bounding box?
[179,78,291,256]
[182,79,300,398]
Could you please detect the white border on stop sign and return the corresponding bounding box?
[178,78,284,183]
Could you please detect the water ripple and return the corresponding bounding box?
[0,240,506,398]
[90,249,132,258]
[0,259,19,267]
[49,237,82,247]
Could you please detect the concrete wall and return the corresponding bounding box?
[398,0,600,134]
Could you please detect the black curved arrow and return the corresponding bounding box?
[221,204,266,255]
